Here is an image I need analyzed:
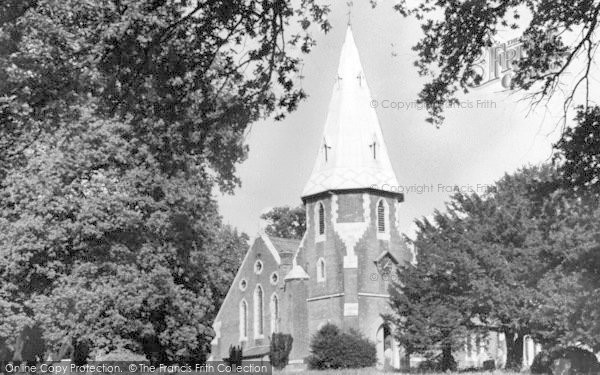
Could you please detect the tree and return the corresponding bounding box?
[389,165,567,370]
[269,333,293,370]
[387,211,471,368]
[260,205,306,239]
[542,106,600,352]
[0,117,239,362]
[383,0,599,125]
[0,0,329,362]
[531,194,600,352]
[209,225,249,307]
[0,0,331,184]
[554,106,600,196]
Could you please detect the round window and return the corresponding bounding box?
[254,260,263,274]
[270,272,279,285]
[239,279,247,291]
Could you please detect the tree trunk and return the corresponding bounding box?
[505,331,524,370]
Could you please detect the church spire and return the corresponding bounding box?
[302,26,400,199]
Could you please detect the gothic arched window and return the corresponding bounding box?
[270,294,279,334]
[377,199,386,233]
[317,257,326,282]
[254,285,264,337]
[239,300,248,340]
[318,202,325,235]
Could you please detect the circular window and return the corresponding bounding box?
[270,272,279,285]
[239,279,247,291]
[254,260,263,274]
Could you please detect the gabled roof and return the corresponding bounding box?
[302,26,400,199]
[268,236,301,255]
[375,250,399,264]
[284,264,310,281]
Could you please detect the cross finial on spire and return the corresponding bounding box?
[369,138,378,159]
[346,1,353,26]
[322,138,332,162]
[356,72,363,86]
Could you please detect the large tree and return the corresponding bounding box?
[387,210,472,370]
[389,165,567,369]
[0,0,329,362]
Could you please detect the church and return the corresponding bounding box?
[209,26,541,370]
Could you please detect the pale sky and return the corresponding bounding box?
[217,1,595,238]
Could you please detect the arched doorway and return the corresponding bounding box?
[376,324,394,370]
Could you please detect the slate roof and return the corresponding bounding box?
[267,236,301,255]
[302,26,400,198]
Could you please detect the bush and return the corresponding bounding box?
[483,359,495,370]
[417,352,457,372]
[531,346,600,375]
[226,345,243,367]
[71,338,92,365]
[307,324,377,369]
[269,333,293,369]
[531,350,553,374]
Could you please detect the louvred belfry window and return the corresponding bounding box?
[377,200,385,232]
[318,203,325,235]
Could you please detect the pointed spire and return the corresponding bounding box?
[302,26,400,199]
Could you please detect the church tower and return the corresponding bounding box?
[295,25,411,363]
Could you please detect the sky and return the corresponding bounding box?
[217,1,592,238]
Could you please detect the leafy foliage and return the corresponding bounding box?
[0,0,330,187]
[388,164,599,369]
[417,352,457,372]
[260,205,306,240]
[71,338,92,366]
[554,106,600,195]
[384,0,599,125]
[269,332,293,370]
[0,0,328,363]
[531,347,600,375]
[307,324,377,370]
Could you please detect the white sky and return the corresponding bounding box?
[217,1,598,238]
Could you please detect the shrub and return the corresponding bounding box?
[71,338,92,366]
[531,346,600,375]
[226,345,243,367]
[307,323,377,369]
[269,333,293,369]
[531,350,553,374]
[483,359,495,370]
[417,352,457,372]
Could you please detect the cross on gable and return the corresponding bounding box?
[322,139,332,162]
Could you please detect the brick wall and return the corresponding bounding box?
[210,237,284,360]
